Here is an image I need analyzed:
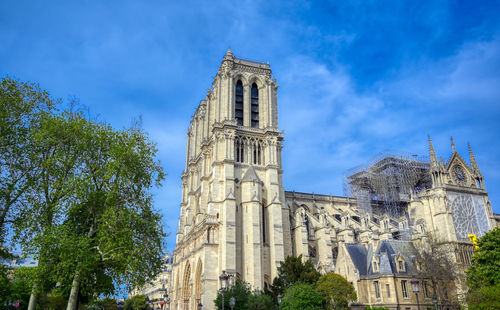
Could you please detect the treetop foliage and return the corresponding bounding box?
[0,76,167,305]
[214,279,252,310]
[466,227,500,310]
[281,282,323,310]
[0,77,59,247]
[124,295,148,310]
[268,255,321,301]
[466,227,500,289]
[316,273,357,310]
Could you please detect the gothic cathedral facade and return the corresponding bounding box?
[170,50,498,310]
[171,49,291,309]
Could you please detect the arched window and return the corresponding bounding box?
[253,141,258,165]
[235,138,245,163]
[235,80,244,126]
[251,83,259,128]
[257,142,262,165]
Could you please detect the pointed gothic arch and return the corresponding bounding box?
[182,262,191,301]
[195,259,203,303]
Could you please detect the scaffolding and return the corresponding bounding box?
[344,151,432,219]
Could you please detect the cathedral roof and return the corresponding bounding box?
[345,243,369,275]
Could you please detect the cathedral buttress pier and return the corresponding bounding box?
[171,49,293,310]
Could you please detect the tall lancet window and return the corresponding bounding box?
[235,80,244,126]
[251,83,259,128]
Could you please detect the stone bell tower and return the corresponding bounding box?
[171,49,292,310]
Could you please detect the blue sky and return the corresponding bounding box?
[1,0,500,253]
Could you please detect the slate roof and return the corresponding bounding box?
[377,239,418,275]
[345,243,369,275]
[345,240,418,277]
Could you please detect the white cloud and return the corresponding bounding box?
[279,35,500,205]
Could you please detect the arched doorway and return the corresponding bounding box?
[182,262,191,310]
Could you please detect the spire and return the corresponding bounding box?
[223,46,234,60]
[468,142,482,176]
[451,136,456,153]
[428,135,438,167]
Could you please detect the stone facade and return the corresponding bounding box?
[129,254,173,309]
[170,50,498,310]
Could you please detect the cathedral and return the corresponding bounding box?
[169,50,498,310]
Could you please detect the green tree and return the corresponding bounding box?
[0,265,11,304]
[316,273,357,310]
[14,111,108,308]
[0,266,36,310]
[268,255,320,300]
[246,291,274,310]
[466,227,500,310]
[14,109,166,308]
[65,117,165,309]
[100,297,118,310]
[0,77,57,249]
[9,267,34,309]
[214,279,252,310]
[124,295,148,310]
[281,282,323,310]
[38,295,67,310]
[89,297,118,310]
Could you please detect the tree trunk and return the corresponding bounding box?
[27,291,37,310]
[66,271,81,310]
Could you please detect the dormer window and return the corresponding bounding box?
[372,256,380,273]
[395,254,406,272]
[235,80,244,126]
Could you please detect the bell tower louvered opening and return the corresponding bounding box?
[251,82,259,128]
[235,80,244,126]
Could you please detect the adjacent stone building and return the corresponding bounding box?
[129,254,173,309]
[170,50,498,310]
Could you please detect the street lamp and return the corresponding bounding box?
[229,297,235,310]
[163,294,168,310]
[410,277,420,310]
[277,294,282,310]
[220,270,229,310]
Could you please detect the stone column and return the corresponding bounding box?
[241,175,263,289]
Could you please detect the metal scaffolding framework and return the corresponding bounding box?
[344,151,432,218]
